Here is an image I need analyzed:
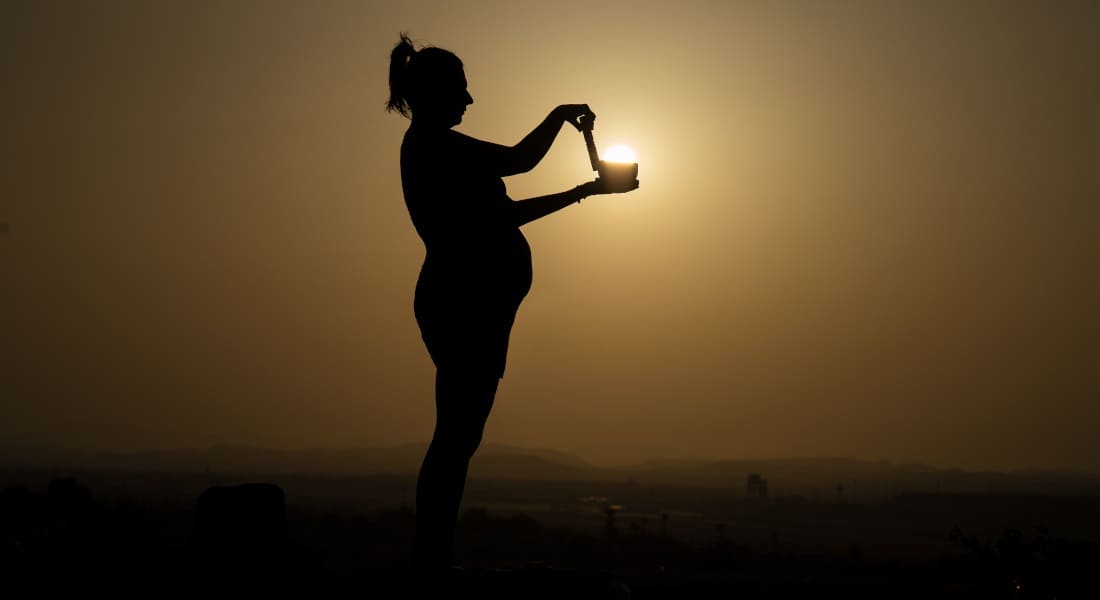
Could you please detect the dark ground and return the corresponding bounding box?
[1,468,1097,598]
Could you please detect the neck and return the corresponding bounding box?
[411,114,454,130]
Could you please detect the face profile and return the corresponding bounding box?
[433,69,473,127]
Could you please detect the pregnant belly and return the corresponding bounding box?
[418,242,532,312]
[415,228,532,306]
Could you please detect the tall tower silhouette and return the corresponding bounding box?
[746,473,769,500]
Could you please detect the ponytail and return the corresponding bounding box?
[387,33,417,117]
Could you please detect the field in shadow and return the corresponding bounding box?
[2,466,1097,598]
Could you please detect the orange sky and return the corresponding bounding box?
[3,0,1098,470]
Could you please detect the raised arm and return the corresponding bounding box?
[474,104,594,177]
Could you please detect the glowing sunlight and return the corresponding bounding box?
[603,144,637,163]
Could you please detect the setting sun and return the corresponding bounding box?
[603,144,637,163]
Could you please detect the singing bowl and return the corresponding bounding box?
[597,160,639,191]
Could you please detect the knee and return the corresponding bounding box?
[432,426,484,461]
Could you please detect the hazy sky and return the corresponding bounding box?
[3,0,1098,470]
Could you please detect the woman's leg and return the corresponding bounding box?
[413,367,499,568]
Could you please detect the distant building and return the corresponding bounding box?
[746,473,768,499]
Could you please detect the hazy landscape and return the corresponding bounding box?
[3,445,1098,597]
[6,443,1100,497]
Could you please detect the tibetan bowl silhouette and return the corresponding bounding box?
[597,160,639,192]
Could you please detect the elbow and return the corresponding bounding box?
[505,147,537,175]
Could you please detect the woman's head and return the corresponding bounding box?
[387,34,473,127]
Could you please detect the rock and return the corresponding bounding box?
[189,483,302,586]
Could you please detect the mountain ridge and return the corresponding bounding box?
[2,444,1098,496]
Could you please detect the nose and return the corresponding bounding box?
[464,90,473,105]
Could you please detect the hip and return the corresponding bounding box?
[415,260,531,309]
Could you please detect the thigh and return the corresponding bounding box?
[415,293,517,379]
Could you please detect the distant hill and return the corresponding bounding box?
[2,445,1098,497]
[0,443,595,480]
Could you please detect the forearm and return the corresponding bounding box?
[509,109,566,174]
[512,184,592,227]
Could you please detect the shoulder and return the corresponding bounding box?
[402,127,479,162]
[403,125,478,146]
[403,126,513,182]
[434,129,497,158]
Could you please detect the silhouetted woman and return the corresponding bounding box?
[387,34,636,569]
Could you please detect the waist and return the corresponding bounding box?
[422,252,531,281]
[419,240,532,297]
[424,230,530,264]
